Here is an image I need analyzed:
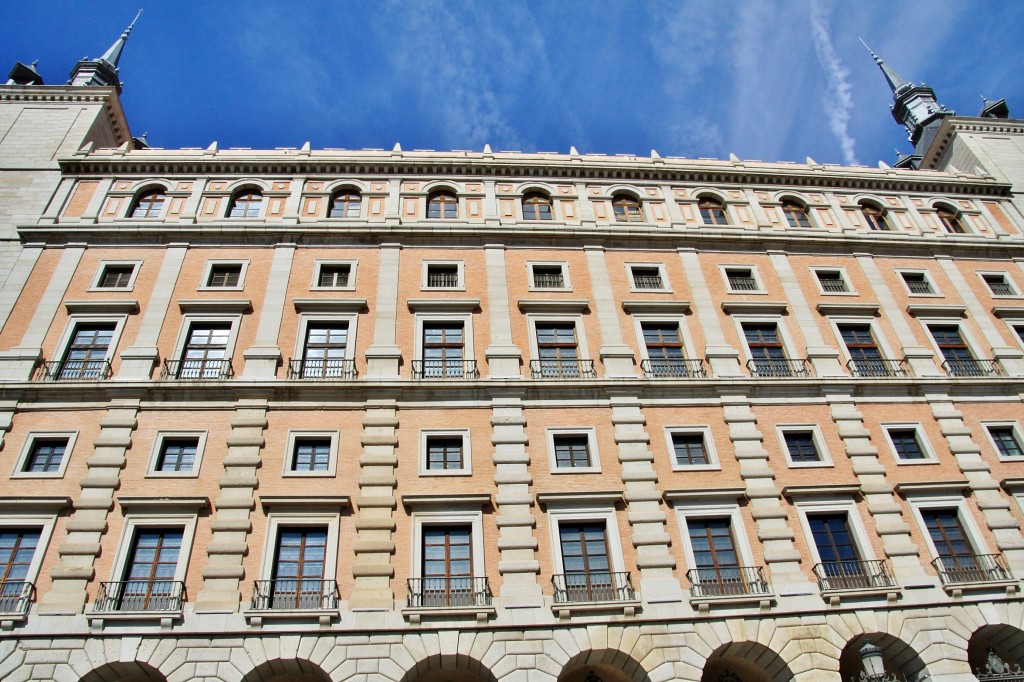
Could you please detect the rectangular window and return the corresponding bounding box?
[421,322,465,378]
[118,528,183,611]
[838,323,888,377]
[983,274,1016,297]
[424,263,461,289]
[97,264,136,289]
[929,324,982,376]
[178,322,232,379]
[725,268,759,292]
[316,263,351,289]
[553,434,592,469]
[629,266,665,290]
[917,507,1005,583]
[0,529,41,585]
[425,436,464,471]
[205,263,242,288]
[155,437,198,473]
[558,522,614,602]
[807,512,878,590]
[270,527,328,609]
[783,431,821,463]
[687,518,741,592]
[535,322,583,377]
[886,427,928,461]
[640,322,694,377]
[290,437,332,473]
[671,432,709,466]
[299,322,349,378]
[24,438,67,473]
[901,271,934,295]
[421,525,473,606]
[987,425,1024,458]
[815,270,849,293]
[58,323,115,379]
[743,322,797,376]
[531,264,566,289]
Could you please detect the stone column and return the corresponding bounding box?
[720,391,806,590]
[38,399,139,614]
[365,244,402,378]
[609,393,684,605]
[490,391,542,607]
[118,245,188,379]
[584,246,635,377]
[242,243,295,378]
[193,399,267,612]
[826,389,930,586]
[484,245,522,378]
[678,248,741,377]
[350,400,399,609]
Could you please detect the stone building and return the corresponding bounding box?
[1,21,1024,682]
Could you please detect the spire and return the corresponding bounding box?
[859,39,910,95]
[68,10,142,93]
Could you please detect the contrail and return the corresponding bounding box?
[809,0,859,165]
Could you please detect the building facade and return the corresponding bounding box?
[2,29,1024,682]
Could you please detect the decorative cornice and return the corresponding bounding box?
[401,494,490,507]
[621,300,691,314]
[293,298,367,313]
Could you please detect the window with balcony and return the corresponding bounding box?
[204,262,243,288]
[533,322,593,378]
[328,190,361,218]
[111,528,184,612]
[0,529,41,615]
[548,430,599,473]
[937,205,966,234]
[884,425,932,462]
[929,324,997,377]
[420,430,471,475]
[522,193,553,221]
[293,322,352,379]
[426,191,458,219]
[725,267,760,292]
[640,322,701,377]
[815,269,849,293]
[743,322,804,377]
[919,507,1008,585]
[417,321,475,379]
[171,322,233,379]
[667,430,714,468]
[900,271,935,295]
[838,323,903,377]
[982,273,1017,297]
[259,527,331,610]
[52,322,115,380]
[612,194,643,223]
[781,200,811,228]
[314,263,352,289]
[423,262,462,289]
[986,423,1024,459]
[804,511,891,592]
[685,518,766,598]
[228,190,263,218]
[420,525,473,606]
[698,196,728,225]
[95,263,137,289]
[555,522,624,602]
[131,190,166,218]
[860,202,891,231]
[530,263,568,290]
[629,265,666,291]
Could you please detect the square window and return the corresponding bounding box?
[284,432,338,477]
[147,432,206,477]
[985,424,1024,459]
[900,271,935,295]
[530,264,567,290]
[547,429,600,473]
[420,431,471,475]
[200,261,248,290]
[13,433,77,478]
[316,264,351,289]
[98,264,135,289]
[814,270,849,293]
[423,262,463,289]
[629,266,666,291]
[884,425,934,463]
[781,430,823,464]
[725,268,759,292]
[665,428,718,470]
[982,273,1016,297]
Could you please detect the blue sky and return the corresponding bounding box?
[5,1,1023,168]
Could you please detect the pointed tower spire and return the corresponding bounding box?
[68,10,142,93]
[859,39,910,95]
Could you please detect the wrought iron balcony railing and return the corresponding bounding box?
[412,359,479,379]
[0,581,33,614]
[162,359,233,380]
[250,579,339,610]
[551,571,634,603]
[33,359,112,381]
[932,553,1010,585]
[847,358,909,378]
[287,358,356,380]
[641,358,707,378]
[92,580,185,612]
[813,559,894,592]
[632,275,665,290]
[530,359,597,379]
[532,273,565,288]
[727,276,759,291]
[942,358,1005,378]
[406,577,492,608]
[747,358,811,378]
[687,566,771,598]
[426,272,460,288]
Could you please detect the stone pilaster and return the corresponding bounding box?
[350,400,398,609]
[768,251,844,378]
[38,399,139,614]
[584,246,636,377]
[0,245,42,334]
[926,392,1024,573]
[193,399,267,612]
[490,393,542,607]
[720,392,806,589]
[118,245,187,379]
[242,243,295,378]
[365,244,402,378]
[826,389,930,585]
[484,245,522,378]
[678,248,742,378]
[609,394,684,604]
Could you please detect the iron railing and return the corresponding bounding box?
[632,275,665,290]
[904,279,933,294]
[530,359,597,379]
[847,358,909,378]
[727,276,759,291]
[641,358,707,378]
[687,566,770,598]
[426,272,460,288]
[532,273,565,288]
[0,581,33,614]
[975,649,1024,681]
[813,559,894,592]
[551,571,634,603]
[92,580,185,612]
[287,358,356,380]
[406,577,492,608]
[818,278,849,293]
[932,553,1010,585]
[412,359,479,379]
[747,358,810,378]
[250,579,339,610]
[942,359,1005,378]
[33,359,112,381]
[162,359,233,380]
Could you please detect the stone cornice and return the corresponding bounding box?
[0,85,131,147]
[922,115,1024,170]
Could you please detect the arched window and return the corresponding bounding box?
[427,191,458,219]
[781,200,811,228]
[228,190,263,218]
[861,203,891,231]
[937,205,966,234]
[698,196,727,225]
[131,189,166,218]
[522,193,553,221]
[329,190,361,218]
[612,194,643,223]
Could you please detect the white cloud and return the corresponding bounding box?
[809,0,858,165]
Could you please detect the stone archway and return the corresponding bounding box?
[557,649,653,682]
[700,641,794,682]
[397,654,499,682]
[968,624,1024,677]
[79,661,167,682]
[839,633,931,681]
[240,659,332,682]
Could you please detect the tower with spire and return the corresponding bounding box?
[68,10,142,93]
